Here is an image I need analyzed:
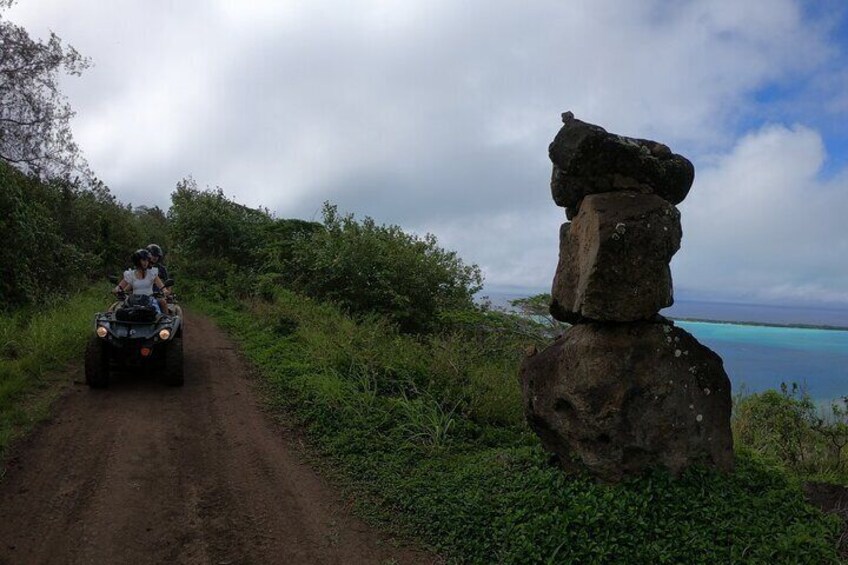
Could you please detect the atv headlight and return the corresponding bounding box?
[158,328,172,340]
[96,326,108,338]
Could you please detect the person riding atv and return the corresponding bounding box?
[146,243,169,288]
[114,248,170,314]
[85,250,184,388]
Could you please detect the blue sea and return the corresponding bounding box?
[674,320,847,403]
[664,300,848,403]
[484,293,848,403]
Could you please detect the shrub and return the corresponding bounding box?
[285,202,483,333]
[733,383,848,480]
[168,177,274,269]
[0,163,143,309]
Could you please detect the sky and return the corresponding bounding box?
[7,0,848,307]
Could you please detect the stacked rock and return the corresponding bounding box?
[519,112,734,482]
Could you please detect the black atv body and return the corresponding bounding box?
[85,280,184,388]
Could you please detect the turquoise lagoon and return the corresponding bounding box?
[482,292,847,403]
[675,321,848,403]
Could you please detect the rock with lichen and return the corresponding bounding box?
[518,321,734,482]
[520,112,735,483]
[549,112,695,210]
[550,192,681,323]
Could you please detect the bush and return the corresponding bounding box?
[167,177,274,269]
[285,202,483,333]
[733,383,848,481]
[0,163,144,309]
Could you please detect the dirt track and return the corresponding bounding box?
[0,312,432,565]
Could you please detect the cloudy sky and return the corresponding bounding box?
[8,0,848,306]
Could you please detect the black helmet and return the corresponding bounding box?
[131,248,151,268]
[146,243,164,259]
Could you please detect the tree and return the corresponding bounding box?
[168,177,274,267]
[510,293,568,331]
[0,0,90,178]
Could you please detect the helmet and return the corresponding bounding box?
[146,243,164,259]
[131,248,151,268]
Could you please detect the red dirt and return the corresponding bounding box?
[0,312,434,564]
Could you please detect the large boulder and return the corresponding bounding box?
[549,112,695,209]
[519,321,734,482]
[550,192,681,323]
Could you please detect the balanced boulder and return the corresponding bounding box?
[550,192,682,323]
[549,112,695,210]
[521,112,734,482]
[519,321,734,482]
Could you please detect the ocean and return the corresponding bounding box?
[484,293,848,403]
[674,320,848,403]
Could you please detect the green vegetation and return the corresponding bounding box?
[167,185,843,562]
[169,183,481,334]
[1,0,90,178]
[2,173,844,561]
[191,290,842,563]
[733,384,848,484]
[0,162,168,310]
[0,7,169,467]
[283,203,482,333]
[0,284,109,457]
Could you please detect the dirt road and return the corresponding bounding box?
[0,313,432,565]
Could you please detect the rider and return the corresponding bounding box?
[146,243,169,283]
[114,249,170,315]
[146,243,171,315]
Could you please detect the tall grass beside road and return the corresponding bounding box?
[0,285,109,457]
[193,288,843,564]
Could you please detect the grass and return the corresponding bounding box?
[0,284,111,459]
[191,287,844,564]
[731,385,848,484]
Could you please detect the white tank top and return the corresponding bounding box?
[123,267,159,295]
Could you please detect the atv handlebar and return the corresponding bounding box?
[112,289,173,300]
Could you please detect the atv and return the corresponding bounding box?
[84,278,184,388]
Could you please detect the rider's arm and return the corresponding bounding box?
[115,279,130,293]
[154,276,170,295]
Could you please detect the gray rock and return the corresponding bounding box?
[550,192,681,323]
[549,112,695,208]
[519,321,734,482]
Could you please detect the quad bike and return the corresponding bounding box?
[84,277,184,388]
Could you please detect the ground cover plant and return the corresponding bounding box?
[0,285,109,457]
[190,289,843,564]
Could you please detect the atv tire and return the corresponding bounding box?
[163,337,184,387]
[84,336,110,388]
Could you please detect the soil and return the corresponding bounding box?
[0,312,435,565]
[803,481,848,558]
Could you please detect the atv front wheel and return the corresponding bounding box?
[84,336,110,388]
[163,337,184,387]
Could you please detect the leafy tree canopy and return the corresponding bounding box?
[286,202,484,333]
[0,0,90,179]
[168,177,274,268]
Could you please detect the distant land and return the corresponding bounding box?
[481,288,848,329]
[481,288,848,401]
[662,299,848,329]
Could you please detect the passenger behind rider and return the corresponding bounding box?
[114,249,170,315]
[146,243,171,314]
[146,243,169,284]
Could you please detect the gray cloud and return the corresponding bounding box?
[7,0,847,302]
